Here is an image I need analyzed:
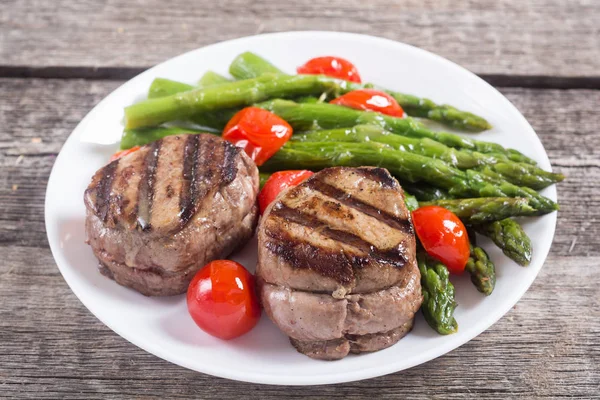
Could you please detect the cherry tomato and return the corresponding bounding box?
[297,56,362,83]
[330,89,404,117]
[258,170,314,214]
[223,107,293,166]
[187,260,261,340]
[109,146,140,162]
[412,206,470,274]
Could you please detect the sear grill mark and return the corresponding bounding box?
[179,134,201,226]
[264,224,359,285]
[136,140,161,231]
[270,203,408,268]
[94,160,119,222]
[305,177,413,234]
[352,167,399,189]
[221,140,240,185]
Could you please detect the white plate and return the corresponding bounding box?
[45,31,557,385]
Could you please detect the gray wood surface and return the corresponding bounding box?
[1,77,599,398]
[2,0,599,78]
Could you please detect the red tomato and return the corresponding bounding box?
[330,89,404,117]
[412,206,470,274]
[109,146,140,162]
[187,260,260,340]
[258,170,314,214]
[223,107,293,166]
[297,56,362,83]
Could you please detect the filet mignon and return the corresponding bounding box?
[84,134,259,296]
[257,167,422,360]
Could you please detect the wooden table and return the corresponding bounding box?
[2,1,599,398]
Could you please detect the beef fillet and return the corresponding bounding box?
[257,167,422,360]
[84,134,259,296]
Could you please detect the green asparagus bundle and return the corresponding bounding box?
[292,125,562,188]
[229,51,492,132]
[137,76,525,162]
[262,141,558,213]
[417,252,458,334]
[472,218,533,266]
[257,99,535,164]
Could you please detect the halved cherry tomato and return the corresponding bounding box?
[297,56,362,83]
[109,146,140,162]
[412,206,470,274]
[187,260,261,340]
[258,170,314,214]
[330,89,404,117]
[223,107,293,166]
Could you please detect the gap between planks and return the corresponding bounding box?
[1,65,600,90]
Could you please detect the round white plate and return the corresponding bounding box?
[45,31,557,385]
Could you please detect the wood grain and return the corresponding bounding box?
[1,0,599,77]
[1,78,599,398]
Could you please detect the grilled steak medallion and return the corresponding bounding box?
[84,134,259,296]
[257,167,422,360]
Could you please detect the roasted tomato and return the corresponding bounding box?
[412,206,470,274]
[297,56,361,83]
[330,89,404,117]
[258,170,314,214]
[187,260,261,340]
[109,146,140,162]
[223,107,292,166]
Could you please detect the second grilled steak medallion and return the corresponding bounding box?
[84,134,259,296]
[257,167,422,360]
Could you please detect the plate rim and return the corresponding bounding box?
[45,30,558,385]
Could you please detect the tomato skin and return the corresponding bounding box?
[223,107,293,166]
[109,146,140,162]
[258,170,314,214]
[186,260,261,340]
[330,89,404,117]
[412,206,470,274]
[297,56,362,83]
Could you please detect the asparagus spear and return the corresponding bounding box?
[472,218,532,266]
[263,141,558,213]
[229,51,283,79]
[148,78,194,99]
[198,71,231,87]
[389,92,492,132]
[417,252,458,335]
[465,230,496,295]
[294,125,482,169]
[293,125,562,188]
[486,163,564,191]
[419,197,537,223]
[257,99,535,164]
[229,51,492,132]
[124,75,353,129]
[148,72,232,100]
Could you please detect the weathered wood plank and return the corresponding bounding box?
[0,78,599,398]
[1,0,598,77]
